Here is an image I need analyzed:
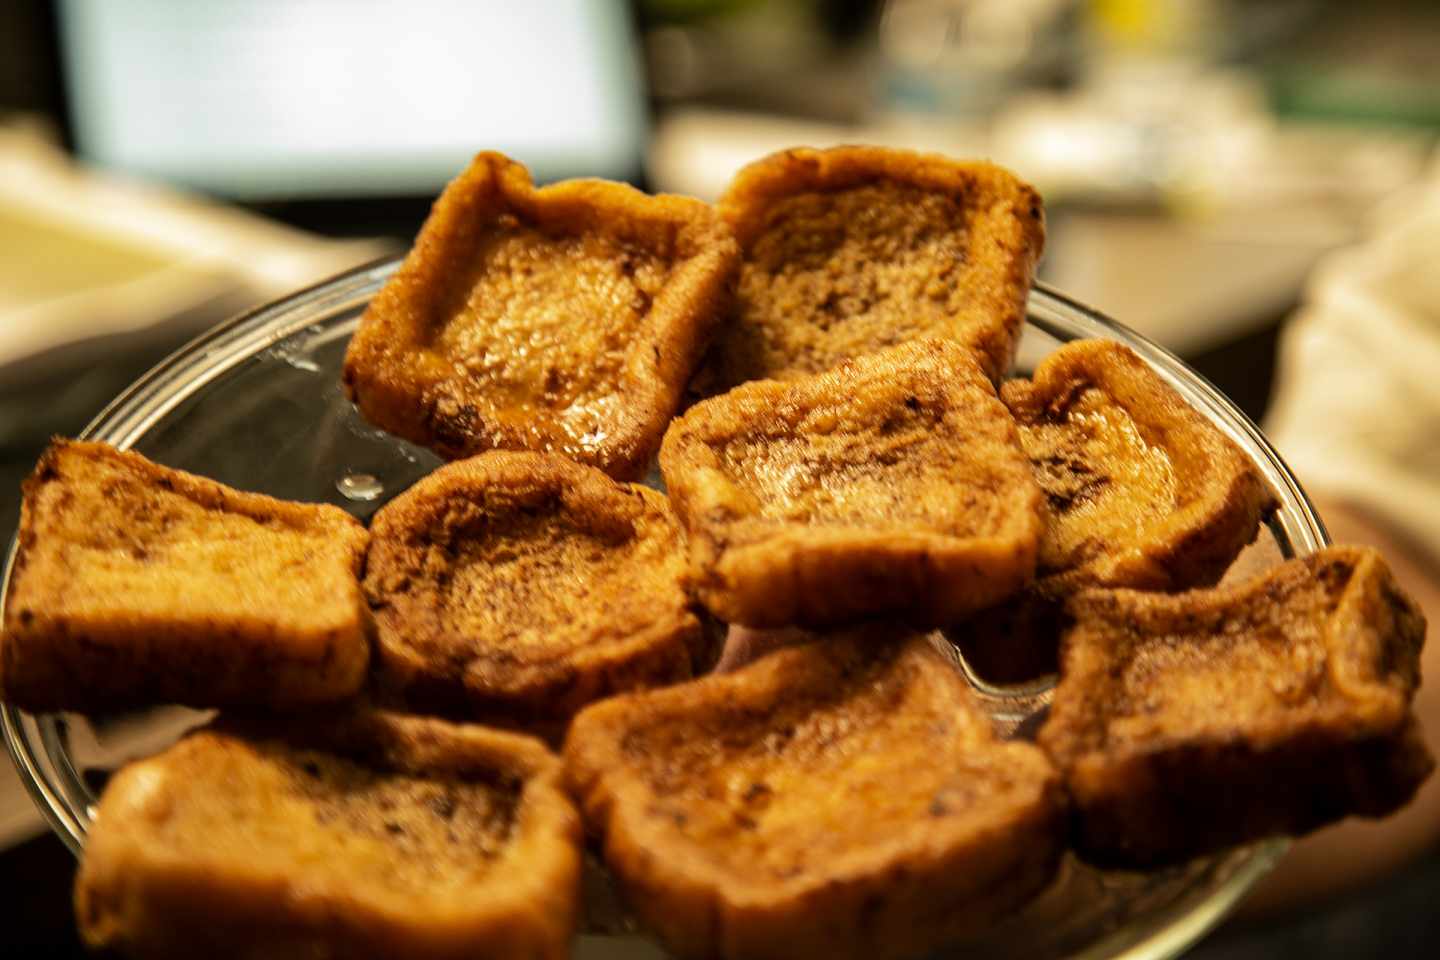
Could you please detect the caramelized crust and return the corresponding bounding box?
[75,711,581,960]
[343,151,739,480]
[0,440,369,713]
[564,630,1065,960]
[1002,340,1274,593]
[1039,547,1433,868]
[705,145,1044,390]
[661,338,1044,628]
[365,452,700,739]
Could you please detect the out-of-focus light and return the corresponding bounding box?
[57,0,647,198]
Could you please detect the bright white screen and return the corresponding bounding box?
[59,0,646,198]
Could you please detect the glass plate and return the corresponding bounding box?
[2,259,1327,959]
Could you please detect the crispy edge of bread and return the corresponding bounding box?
[715,144,1046,382]
[75,710,581,960]
[1002,339,1277,594]
[1039,547,1434,868]
[660,339,1044,628]
[563,631,1066,960]
[0,439,371,713]
[366,452,701,737]
[341,151,740,480]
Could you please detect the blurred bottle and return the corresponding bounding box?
[875,0,1082,122]
[1080,0,1231,120]
[1085,0,1222,63]
[642,0,879,122]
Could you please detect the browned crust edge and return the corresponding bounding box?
[660,339,1044,628]
[1039,547,1434,868]
[341,151,739,480]
[562,635,1066,960]
[716,145,1046,382]
[1002,339,1278,594]
[75,711,581,960]
[365,452,700,739]
[0,439,371,713]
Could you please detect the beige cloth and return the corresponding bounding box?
[1265,163,1440,561]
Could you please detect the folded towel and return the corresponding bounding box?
[1265,158,1440,561]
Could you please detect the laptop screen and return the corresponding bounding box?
[56,0,647,199]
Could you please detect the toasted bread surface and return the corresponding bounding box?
[564,629,1065,960]
[365,451,700,738]
[661,338,1044,627]
[705,145,1044,389]
[0,439,369,712]
[1039,547,1433,867]
[75,710,580,960]
[342,151,739,479]
[1002,340,1274,593]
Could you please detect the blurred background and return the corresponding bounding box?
[2,0,1439,954]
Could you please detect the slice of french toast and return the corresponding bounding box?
[661,338,1043,628]
[1,439,369,712]
[1039,547,1433,868]
[365,451,701,739]
[703,145,1044,390]
[76,710,581,960]
[564,629,1065,960]
[342,151,738,480]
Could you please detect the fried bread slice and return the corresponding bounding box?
[704,145,1044,390]
[75,710,581,960]
[564,629,1065,960]
[1038,547,1433,868]
[365,451,700,738]
[660,337,1044,628]
[0,440,369,713]
[1002,340,1274,594]
[342,151,739,480]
